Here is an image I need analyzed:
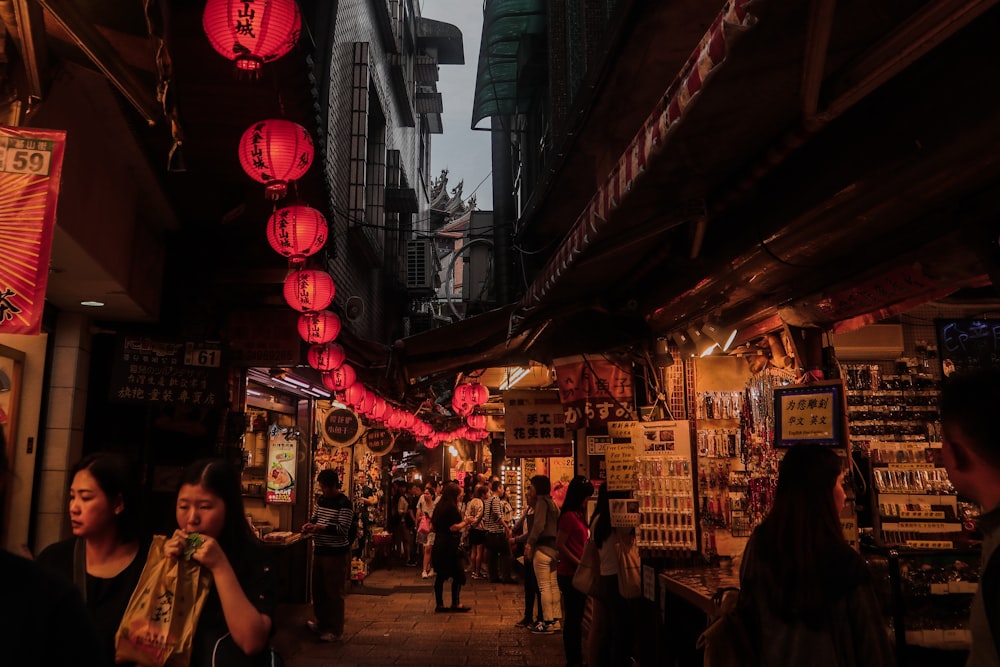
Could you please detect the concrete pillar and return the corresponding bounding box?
[34,312,91,553]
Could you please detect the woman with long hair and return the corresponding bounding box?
[163,458,276,665]
[590,483,638,666]
[430,481,473,611]
[465,483,488,579]
[556,475,595,667]
[740,443,894,665]
[36,451,147,666]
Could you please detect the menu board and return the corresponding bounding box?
[266,426,297,504]
[109,335,225,406]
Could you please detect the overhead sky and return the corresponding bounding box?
[424,0,494,211]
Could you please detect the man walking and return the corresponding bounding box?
[939,367,1000,667]
[302,469,355,642]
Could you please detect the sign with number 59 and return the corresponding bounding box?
[0,137,54,175]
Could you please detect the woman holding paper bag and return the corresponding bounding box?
[163,458,277,666]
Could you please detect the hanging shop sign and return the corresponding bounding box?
[772,380,846,448]
[0,126,66,335]
[364,427,394,456]
[109,335,225,406]
[503,389,572,458]
[319,407,363,448]
[552,354,634,430]
[266,425,298,504]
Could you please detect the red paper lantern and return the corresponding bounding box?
[283,269,335,312]
[467,414,487,430]
[470,383,489,406]
[308,342,346,371]
[297,310,341,344]
[369,397,388,420]
[203,0,301,74]
[267,205,328,263]
[322,364,356,392]
[357,390,376,414]
[386,412,404,429]
[238,119,314,200]
[344,382,367,406]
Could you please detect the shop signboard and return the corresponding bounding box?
[108,335,225,406]
[503,389,572,457]
[0,126,66,335]
[936,318,1000,375]
[266,425,297,504]
[319,407,363,448]
[605,441,638,491]
[364,427,394,456]
[772,380,845,448]
[552,354,634,430]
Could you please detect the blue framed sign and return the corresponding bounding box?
[773,380,846,448]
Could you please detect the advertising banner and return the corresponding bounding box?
[266,425,298,504]
[552,354,634,430]
[0,127,67,335]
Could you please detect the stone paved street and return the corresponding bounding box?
[272,564,568,667]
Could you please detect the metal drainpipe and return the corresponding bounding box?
[491,115,516,305]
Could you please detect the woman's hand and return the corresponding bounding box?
[164,529,228,572]
[164,529,188,559]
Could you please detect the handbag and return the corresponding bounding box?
[417,514,432,537]
[615,532,642,599]
[115,535,211,667]
[572,537,600,596]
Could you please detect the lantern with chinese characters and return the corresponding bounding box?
[283,269,335,312]
[267,205,328,264]
[368,397,388,420]
[467,414,487,430]
[451,382,487,416]
[307,342,346,371]
[344,382,367,406]
[203,0,301,75]
[238,119,314,200]
[322,364,356,392]
[297,310,341,344]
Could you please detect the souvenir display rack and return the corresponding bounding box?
[636,454,698,551]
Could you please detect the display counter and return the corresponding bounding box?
[260,532,309,603]
[659,563,740,615]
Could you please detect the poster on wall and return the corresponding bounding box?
[549,457,575,507]
[0,347,23,453]
[637,420,692,458]
[0,126,66,335]
[605,441,638,492]
[265,425,297,504]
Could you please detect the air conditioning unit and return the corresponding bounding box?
[830,324,905,360]
[406,240,435,293]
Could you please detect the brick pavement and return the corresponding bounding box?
[272,564,568,667]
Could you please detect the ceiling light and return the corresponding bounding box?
[702,321,738,352]
[498,366,531,391]
[687,327,718,357]
[282,375,311,388]
[80,300,105,307]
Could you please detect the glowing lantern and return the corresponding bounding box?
[357,390,376,414]
[297,310,341,344]
[386,412,404,429]
[238,119,314,200]
[283,269,334,312]
[307,342,345,371]
[368,397,388,420]
[470,383,489,406]
[267,205,328,264]
[322,364,356,392]
[203,0,301,75]
[467,414,487,430]
[344,383,367,406]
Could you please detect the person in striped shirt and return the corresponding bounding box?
[302,469,355,642]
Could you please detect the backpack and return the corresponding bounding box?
[696,587,757,667]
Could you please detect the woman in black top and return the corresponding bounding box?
[36,451,147,666]
[431,481,474,612]
[740,443,895,666]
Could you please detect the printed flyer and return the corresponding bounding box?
[266,425,297,503]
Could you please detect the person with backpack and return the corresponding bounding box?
[738,443,894,666]
[303,468,355,642]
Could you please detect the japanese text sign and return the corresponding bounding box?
[773,380,845,448]
[553,354,634,430]
[0,127,66,335]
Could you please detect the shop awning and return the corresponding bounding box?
[471,0,547,129]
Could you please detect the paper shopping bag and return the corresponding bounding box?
[115,535,212,667]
